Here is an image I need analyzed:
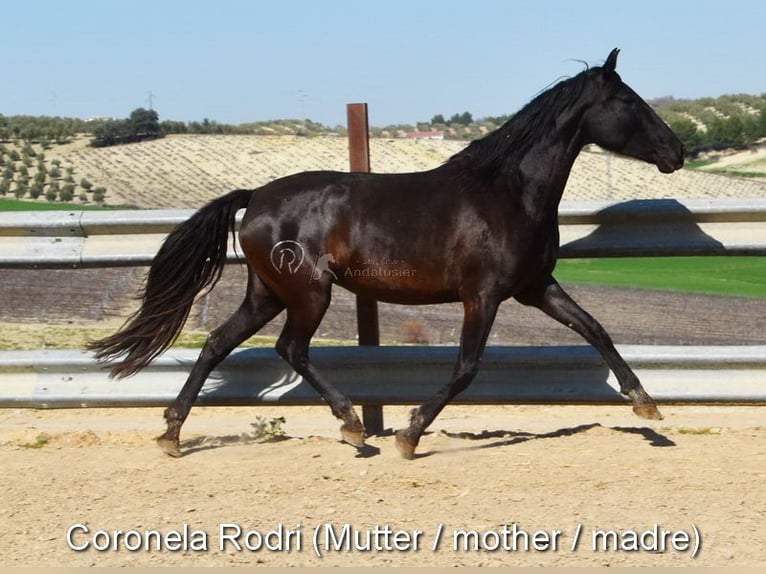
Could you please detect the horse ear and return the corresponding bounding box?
[604,48,620,73]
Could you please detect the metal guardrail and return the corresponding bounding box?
[0,209,191,268]
[1,199,764,411]
[1,345,765,409]
[2,198,766,268]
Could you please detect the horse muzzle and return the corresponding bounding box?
[656,142,685,173]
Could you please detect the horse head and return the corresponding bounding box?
[581,48,685,173]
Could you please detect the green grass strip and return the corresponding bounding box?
[0,198,114,211]
[555,256,766,299]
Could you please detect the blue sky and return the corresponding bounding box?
[2,0,764,127]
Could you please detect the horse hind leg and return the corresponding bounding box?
[157,273,285,457]
[275,288,366,448]
[516,276,662,420]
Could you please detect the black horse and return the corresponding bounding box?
[88,49,684,459]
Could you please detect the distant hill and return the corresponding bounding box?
[649,94,766,155]
[650,93,766,131]
[2,134,761,209]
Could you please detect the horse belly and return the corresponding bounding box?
[333,256,459,305]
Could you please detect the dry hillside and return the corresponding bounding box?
[46,135,766,208]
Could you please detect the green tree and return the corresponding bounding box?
[91,119,128,147]
[129,108,161,138]
[706,116,746,149]
[14,179,28,199]
[449,111,474,126]
[62,182,75,196]
[160,120,188,134]
[669,118,703,156]
[90,108,163,147]
[29,181,44,199]
[59,182,74,202]
[92,187,106,203]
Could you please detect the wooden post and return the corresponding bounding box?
[346,103,384,435]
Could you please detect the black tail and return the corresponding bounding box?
[87,188,254,378]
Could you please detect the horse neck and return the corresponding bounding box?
[502,107,588,217]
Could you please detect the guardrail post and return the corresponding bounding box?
[347,103,384,435]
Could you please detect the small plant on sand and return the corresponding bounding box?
[20,434,50,449]
[250,416,287,442]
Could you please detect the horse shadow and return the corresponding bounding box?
[411,422,675,459]
[560,197,726,257]
[175,422,674,459]
[177,431,381,458]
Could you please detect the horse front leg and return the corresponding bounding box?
[395,294,499,459]
[516,276,662,420]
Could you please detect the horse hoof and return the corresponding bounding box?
[340,424,366,448]
[156,436,182,458]
[633,402,664,421]
[395,430,417,460]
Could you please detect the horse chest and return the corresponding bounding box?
[486,219,559,292]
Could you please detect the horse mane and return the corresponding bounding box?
[447,67,592,177]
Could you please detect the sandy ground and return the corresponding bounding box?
[1,403,764,567]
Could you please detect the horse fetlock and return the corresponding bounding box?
[407,407,427,430]
[394,409,426,460]
[337,404,366,447]
[156,415,184,457]
[394,429,419,460]
[618,375,642,396]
